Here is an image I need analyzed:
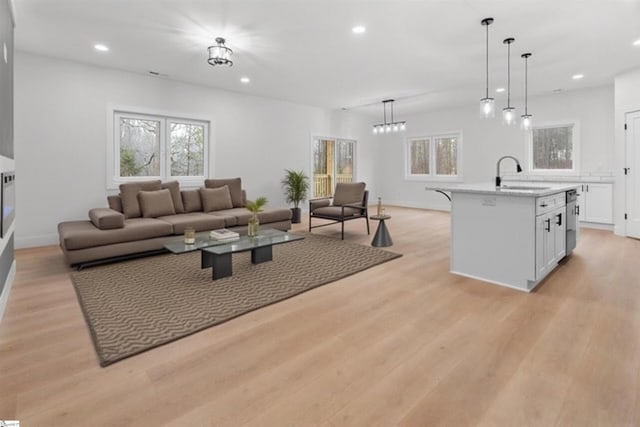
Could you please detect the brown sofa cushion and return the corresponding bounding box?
[162,181,185,214]
[333,182,366,206]
[257,208,292,223]
[107,195,123,213]
[181,190,203,212]
[119,180,162,218]
[88,208,125,230]
[204,178,243,208]
[138,189,176,218]
[157,213,227,234]
[312,206,361,218]
[58,218,173,250]
[209,208,253,226]
[200,186,233,212]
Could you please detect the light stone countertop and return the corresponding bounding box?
[426,182,580,197]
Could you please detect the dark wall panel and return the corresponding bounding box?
[0,233,14,295]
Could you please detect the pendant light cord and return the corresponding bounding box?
[524,56,528,115]
[507,42,511,107]
[485,24,489,98]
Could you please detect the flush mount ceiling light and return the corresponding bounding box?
[207,37,233,67]
[633,39,640,46]
[372,99,406,134]
[502,37,516,126]
[94,43,109,52]
[352,25,366,34]
[572,73,584,80]
[496,87,506,93]
[480,17,495,118]
[521,53,533,131]
[240,76,250,84]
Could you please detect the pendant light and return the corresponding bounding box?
[521,53,533,130]
[372,99,406,134]
[502,38,516,125]
[480,17,495,118]
[207,37,233,67]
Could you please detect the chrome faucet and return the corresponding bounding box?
[496,155,523,187]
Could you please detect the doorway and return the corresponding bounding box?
[626,110,640,238]
[312,138,356,198]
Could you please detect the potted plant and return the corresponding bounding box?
[245,197,268,236]
[281,169,310,224]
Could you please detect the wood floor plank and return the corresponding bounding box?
[1,207,639,426]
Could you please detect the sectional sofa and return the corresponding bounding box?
[57,178,292,267]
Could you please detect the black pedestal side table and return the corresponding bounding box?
[370,214,393,247]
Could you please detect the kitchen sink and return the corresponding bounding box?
[499,185,551,191]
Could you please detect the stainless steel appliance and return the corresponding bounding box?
[566,189,578,254]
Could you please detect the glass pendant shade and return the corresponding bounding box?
[480,97,495,118]
[503,107,516,125]
[207,37,233,67]
[521,114,533,130]
[372,99,406,135]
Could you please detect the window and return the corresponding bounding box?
[312,138,356,197]
[528,121,579,174]
[405,132,462,180]
[108,108,210,188]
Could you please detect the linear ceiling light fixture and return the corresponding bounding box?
[502,37,516,125]
[372,99,406,134]
[480,17,495,118]
[208,37,233,67]
[521,53,533,131]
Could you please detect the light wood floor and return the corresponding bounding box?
[1,206,639,426]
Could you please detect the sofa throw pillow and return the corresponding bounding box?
[89,208,125,230]
[204,177,243,208]
[161,181,185,214]
[181,189,203,212]
[333,182,366,206]
[119,180,162,218]
[138,189,176,218]
[200,186,234,213]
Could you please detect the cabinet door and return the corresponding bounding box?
[536,213,552,279]
[553,207,566,261]
[576,185,586,221]
[584,183,613,224]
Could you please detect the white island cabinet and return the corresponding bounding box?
[428,183,579,292]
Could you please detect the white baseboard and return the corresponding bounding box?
[0,260,17,325]
[15,233,59,249]
[579,222,614,231]
[384,199,451,212]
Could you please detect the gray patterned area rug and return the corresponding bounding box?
[71,233,401,367]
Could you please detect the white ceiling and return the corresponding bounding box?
[13,0,640,117]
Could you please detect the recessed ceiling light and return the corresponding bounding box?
[240,77,250,84]
[352,26,366,34]
[496,87,505,93]
[94,44,109,52]
[572,74,584,80]
[633,39,640,46]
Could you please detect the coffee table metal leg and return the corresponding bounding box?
[211,253,233,280]
[251,245,273,264]
[201,251,214,268]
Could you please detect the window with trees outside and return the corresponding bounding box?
[405,132,462,180]
[528,122,579,174]
[110,110,209,187]
[312,138,355,197]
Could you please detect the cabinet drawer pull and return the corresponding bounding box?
[556,213,562,226]
[545,218,551,232]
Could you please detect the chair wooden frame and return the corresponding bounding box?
[308,190,370,240]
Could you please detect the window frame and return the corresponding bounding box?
[527,120,580,176]
[107,105,212,190]
[404,131,463,182]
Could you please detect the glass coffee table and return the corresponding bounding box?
[164,228,304,280]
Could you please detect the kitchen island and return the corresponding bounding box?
[428,183,580,292]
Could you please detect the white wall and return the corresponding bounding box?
[614,68,640,235]
[372,85,614,210]
[14,52,372,248]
